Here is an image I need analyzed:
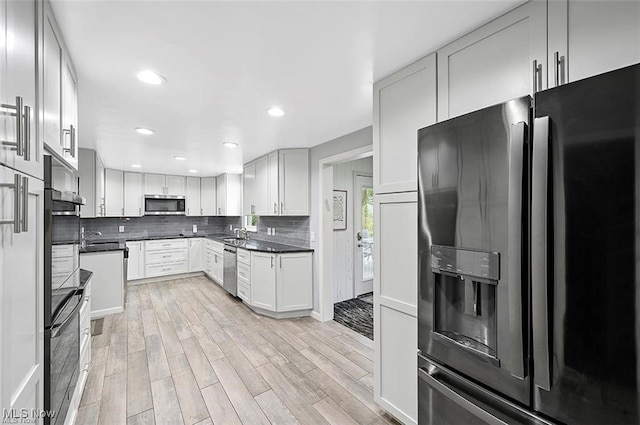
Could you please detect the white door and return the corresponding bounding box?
[61,58,78,169]
[250,252,276,310]
[43,6,63,158]
[0,167,44,423]
[354,174,374,296]
[126,241,145,280]
[278,149,309,215]
[216,174,226,215]
[188,239,203,272]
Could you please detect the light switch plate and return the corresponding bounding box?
[229,224,233,230]
[267,228,272,236]
[272,228,276,236]
[310,231,316,242]
[118,225,124,233]
[193,225,197,233]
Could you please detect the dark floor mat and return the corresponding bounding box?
[91,318,104,336]
[333,298,373,340]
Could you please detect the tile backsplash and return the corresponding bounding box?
[80,215,310,248]
[254,216,310,248]
[81,216,241,242]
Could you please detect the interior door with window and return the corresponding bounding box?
[354,174,373,296]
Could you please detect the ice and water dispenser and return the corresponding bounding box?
[431,245,501,366]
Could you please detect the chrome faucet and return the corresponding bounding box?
[233,227,248,239]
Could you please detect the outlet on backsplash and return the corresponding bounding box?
[267,228,272,236]
[118,225,124,233]
[193,224,198,233]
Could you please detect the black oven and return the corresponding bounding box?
[144,194,186,215]
[44,155,85,425]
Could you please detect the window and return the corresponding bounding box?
[244,215,257,232]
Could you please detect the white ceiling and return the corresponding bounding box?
[51,0,523,176]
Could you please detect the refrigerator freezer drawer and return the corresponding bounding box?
[418,354,553,425]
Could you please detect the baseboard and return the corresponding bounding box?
[376,397,416,425]
[310,311,322,321]
[127,271,204,285]
[91,306,123,319]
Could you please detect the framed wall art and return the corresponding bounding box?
[333,190,347,231]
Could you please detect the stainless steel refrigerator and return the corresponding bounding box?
[417,63,640,424]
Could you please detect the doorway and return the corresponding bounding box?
[328,157,374,339]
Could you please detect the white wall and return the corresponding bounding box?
[333,157,373,303]
[310,126,373,314]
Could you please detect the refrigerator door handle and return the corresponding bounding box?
[508,122,527,380]
[418,366,509,425]
[531,116,552,391]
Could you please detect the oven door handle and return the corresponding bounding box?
[51,294,83,338]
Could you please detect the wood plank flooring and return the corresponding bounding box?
[76,276,399,425]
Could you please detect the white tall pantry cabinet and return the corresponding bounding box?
[373,53,436,425]
[0,0,44,418]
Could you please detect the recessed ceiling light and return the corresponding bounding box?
[131,164,142,168]
[188,169,198,173]
[135,127,154,135]
[267,106,285,117]
[223,142,238,148]
[137,70,167,85]
[174,156,186,161]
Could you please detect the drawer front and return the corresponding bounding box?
[146,239,189,251]
[237,263,251,284]
[238,281,250,303]
[237,248,250,265]
[146,249,188,264]
[52,257,74,274]
[52,244,74,258]
[146,262,188,278]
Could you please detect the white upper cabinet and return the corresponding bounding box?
[124,172,143,217]
[42,1,78,170]
[186,177,201,216]
[548,0,640,87]
[201,177,217,216]
[165,175,185,196]
[78,148,105,217]
[243,161,256,215]
[1,0,41,179]
[61,56,78,168]
[268,151,279,215]
[216,173,242,216]
[278,149,309,216]
[437,0,547,120]
[144,174,165,195]
[144,174,185,196]
[104,169,124,217]
[373,54,436,194]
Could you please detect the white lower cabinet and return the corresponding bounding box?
[204,240,224,285]
[374,192,418,425]
[65,278,92,425]
[188,238,203,272]
[250,251,312,314]
[126,241,145,280]
[81,250,125,318]
[145,239,188,278]
[237,248,251,303]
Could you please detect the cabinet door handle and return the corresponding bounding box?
[554,51,565,86]
[270,256,274,268]
[200,208,203,216]
[274,202,277,214]
[122,207,124,216]
[23,105,31,161]
[532,60,542,93]
[280,202,284,215]
[0,174,22,233]
[1,96,24,157]
[279,256,282,269]
[62,124,76,158]
[139,207,141,216]
[21,176,28,232]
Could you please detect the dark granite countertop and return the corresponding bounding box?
[80,269,93,288]
[80,241,129,258]
[81,234,312,254]
[207,236,314,253]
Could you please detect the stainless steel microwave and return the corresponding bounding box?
[144,195,186,215]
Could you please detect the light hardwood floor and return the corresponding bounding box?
[77,276,400,425]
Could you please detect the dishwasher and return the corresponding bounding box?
[223,245,237,296]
